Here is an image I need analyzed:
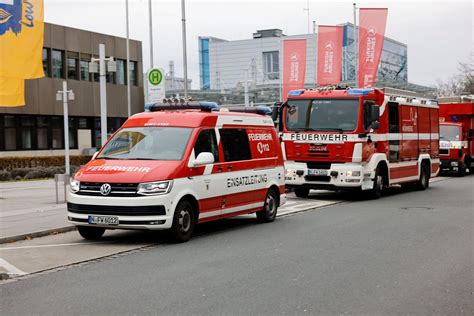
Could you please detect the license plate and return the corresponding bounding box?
[88,215,119,226]
[308,169,328,176]
[309,145,327,152]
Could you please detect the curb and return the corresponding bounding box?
[0,226,76,245]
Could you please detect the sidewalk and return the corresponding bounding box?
[0,180,74,243]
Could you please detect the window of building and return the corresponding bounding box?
[51,117,63,149]
[128,61,137,86]
[42,48,50,77]
[219,128,251,162]
[263,51,279,80]
[80,54,91,81]
[116,59,125,85]
[69,117,77,148]
[4,115,17,150]
[194,129,219,162]
[20,116,34,149]
[92,55,100,82]
[67,52,79,80]
[37,116,49,149]
[52,50,64,78]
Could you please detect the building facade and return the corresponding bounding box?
[199,25,408,91]
[0,23,144,157]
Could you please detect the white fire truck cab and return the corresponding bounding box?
[68,102,286,242]
[279,87,440,199]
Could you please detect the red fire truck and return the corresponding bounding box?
[438,96,474,176]
[279,87,440,199]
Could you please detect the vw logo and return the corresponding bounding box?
[100,183,112,196]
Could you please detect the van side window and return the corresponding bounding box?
[219,128,251,162]
[194,129,219,162]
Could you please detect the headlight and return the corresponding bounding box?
[452,144,460,149]
[285,169,293,177]
[346,171,361,177]
[137,181,173,195]
[70,179,80,193]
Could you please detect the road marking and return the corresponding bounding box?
[0,241,117,251]
[0,257,26,276]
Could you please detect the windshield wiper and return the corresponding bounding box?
[98,156,121,160]
[313,127,344,133]
[289,127,316,132]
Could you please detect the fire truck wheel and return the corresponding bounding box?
[257,189,278,223]
[458,165,466,177]
[367,168,383,199]
[416,163,430,190]
[294,188,310,198]
[77,226,105,240]
[170,200,195,243]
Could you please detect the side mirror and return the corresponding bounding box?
[192,152,214,167]
[372,121,381,130]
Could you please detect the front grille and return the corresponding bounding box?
[304,162,332,169]
[304,175,331,182]
[67,203,166,216]
[439,149,449,155]
[78,182,139,197]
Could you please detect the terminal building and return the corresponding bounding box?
[0,23,144,157]
[196,25,431,103]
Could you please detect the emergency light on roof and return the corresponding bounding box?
[347,88,374,96]
[288,89,305,96]
[148,101,219,112]
[224,106,273,115]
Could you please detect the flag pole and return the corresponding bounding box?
[353,3,358,87]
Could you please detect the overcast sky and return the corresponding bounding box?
[44,0,472,89]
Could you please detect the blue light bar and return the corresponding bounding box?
[255,105,273,115]
[199,101,219,111]
[144,102,155,111]
[288,89,305,97]
[347,88,374,96]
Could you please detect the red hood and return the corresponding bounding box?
[74,159,184,183]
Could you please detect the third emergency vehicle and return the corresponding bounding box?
[438,96,474,176]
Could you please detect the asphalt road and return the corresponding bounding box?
[1,176,473,315]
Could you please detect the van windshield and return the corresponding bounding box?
[286,99,359,132]
[97,127,192,160]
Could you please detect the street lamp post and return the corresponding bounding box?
[89,44,116,147]
[181,0,188,98]
[56,81,74,176]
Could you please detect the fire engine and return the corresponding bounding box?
[438,96,474,176]
[278,87,440,199]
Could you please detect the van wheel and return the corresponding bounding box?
[294,188,310,198]
[416,163,430,190]
[367,168,383,199]
[170,200,195,243]
[257,189,278,223]
[77,226,105,240]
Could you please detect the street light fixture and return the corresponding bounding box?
[89,44,116,147]
[56,81,74,177]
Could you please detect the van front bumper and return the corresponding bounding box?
[67,192,174,230]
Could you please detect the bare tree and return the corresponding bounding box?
[436,54,474,96]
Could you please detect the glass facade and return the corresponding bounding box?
[263,51,280,80]
[342,24,407,82]
[199,38,210,90]
[52,50,64,78]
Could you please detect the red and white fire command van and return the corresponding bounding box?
[68,102,286,242]
[278,87,440,199]
[438,96,474,176]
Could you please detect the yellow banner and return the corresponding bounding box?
[0,77,25,106]
[0,0,44,79]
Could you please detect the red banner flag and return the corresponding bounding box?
[358,8,388,88]
[317,26,343,86]
[282,39,307,100]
